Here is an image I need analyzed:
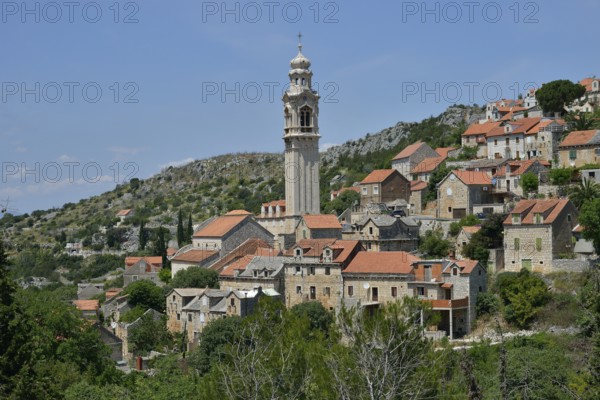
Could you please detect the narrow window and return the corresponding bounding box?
[296,286,301,294]
[325,267,330,275]
[348,286,354,296]
[391,287,397,298]
[310,286,316,300]
[536,238,542,251]
[514,237,520,250]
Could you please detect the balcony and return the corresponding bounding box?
[424,297,469,310]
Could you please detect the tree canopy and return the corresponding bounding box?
[535,80,586,114]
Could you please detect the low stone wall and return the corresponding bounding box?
[551,259,591,272]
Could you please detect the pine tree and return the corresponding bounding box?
[154,227,168,269]
[139,220,147,250]
[177,209,185,247]
[186,213,193,244]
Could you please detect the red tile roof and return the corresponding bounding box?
[510,117,542,134]
[225,210,253,216]
[463,121,502,137]
[435,147,458,158]
[447,170,492,186]
[559,130,600,147]
[116,209,133,216]
[461,226,481,235]
[125,256,163,268]
[411,180,428,191]
[453,259,479,274]
[331,186,361,198]
[580,77,599,92]
[344,251,420,274]
[193,215,249,238]
[171,249,219,263]
[392,141,427,161]
[286,239,360,264]
[73,300,99,312]
[209,239,277,273]
[262,200,286,207]
[303,214,342,230]
[361,169,397,184]
[503,199,572,225]
[410,157,445,174]
[494,160,550,178]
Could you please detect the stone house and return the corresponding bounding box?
[72,299,100,320]
[170,249,220,278]
[567,77,600,113]
[391,141,439,178]
[295,214,342,241]
[123,257,163,287]
[342,251,420,307]
[558,130,600,168]
[359,169,411,205]
[116,209,134,223]
[409,180,428,215]
[493,159,550,196]
[523,119,567,161]
[96,324,123,362]
[409,259,487,338]
[409,156,446,182]
[581,168,600,184]
[437,170,493,219]
[462,121,502,158]
[330,186,361,201]
[256,200,288,242]
[191,210,274,255]
[343,214,418,252]
[165,288,207,333]
[180,289,228,345]
[219,252,286,294]
[115,309,163,359]
[486,117,541,160]
[342,253,487,338]
[77,282,104,300]
[503,199,578,273]
[454,226,481,260]
[284,239,362,312]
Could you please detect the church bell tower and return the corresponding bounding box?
[283,34,321,216]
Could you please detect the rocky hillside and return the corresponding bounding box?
[322,105,483,166]
[0,104,483,255]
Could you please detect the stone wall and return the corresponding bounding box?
[551,259,591,272]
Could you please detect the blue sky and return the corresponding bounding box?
[1,0,599,213]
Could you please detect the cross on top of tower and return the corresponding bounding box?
[297,32,303,51]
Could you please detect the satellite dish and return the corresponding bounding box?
[363,282,370,290]
[111,322,117,329]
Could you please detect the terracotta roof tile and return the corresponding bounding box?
[125,256,163,268]
[193,215,249,238]
[411,180,428,191]
[225,210,253,216]
[303,214,342,230]
[503,199,572,225]
[462,226,481,235]
[410,157,445,174]
[559,130,600,147]
[116,209,133,216]
[453,259,479,274]
[510,117,542,134]
[580,77,599,92]
[447,170,492,185]
[361,169,397,184]
[435,147,458,158]
[171,249,219,263]
[343,251,420,274]
[463,121,502,137]
[73,300,99,312]
[392,142,428,160]
[262,200,286,207]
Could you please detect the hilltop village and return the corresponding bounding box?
[3,40,600,399]
[59,42,600,362]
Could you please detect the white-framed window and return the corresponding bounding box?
[362,186,368,195]
[373,185,379,195]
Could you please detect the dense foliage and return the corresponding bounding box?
[170,267,219,289]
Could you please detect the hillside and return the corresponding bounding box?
[0,104,484,268]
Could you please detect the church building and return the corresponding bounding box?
[258,35,323,249]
